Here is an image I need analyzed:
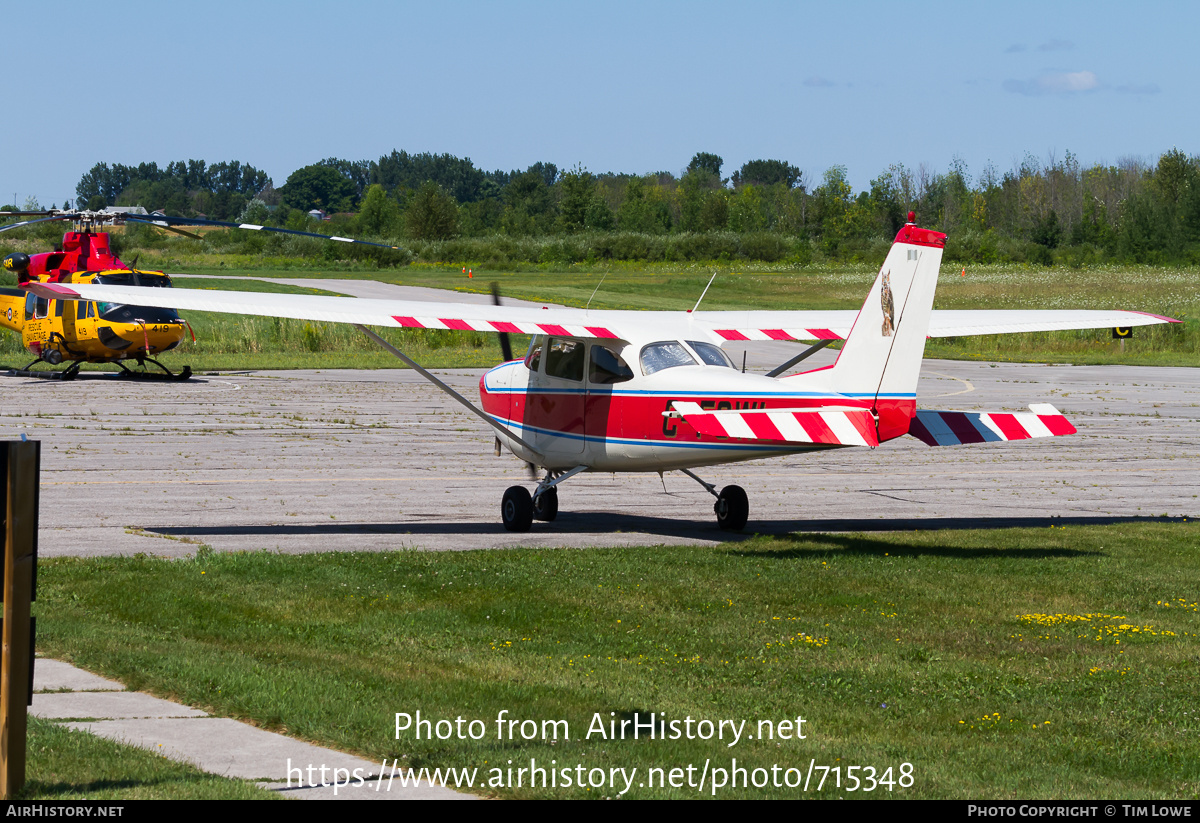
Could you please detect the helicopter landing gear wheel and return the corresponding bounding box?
[502,486,534,532]
[533,487,558,522]
[714,485,749,531]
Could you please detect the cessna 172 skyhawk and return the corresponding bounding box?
[24,219,1175,532]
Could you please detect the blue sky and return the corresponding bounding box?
[3,0,1194,207]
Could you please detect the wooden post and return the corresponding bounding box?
[1,440,38,799]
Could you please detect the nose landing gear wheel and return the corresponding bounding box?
[502,486,534,532]
[533,487,558,522]
[714,485,748,531]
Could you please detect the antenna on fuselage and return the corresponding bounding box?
[585,270,610,311]
[692,270,719,313]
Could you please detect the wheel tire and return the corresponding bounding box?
[501,486,534,532]
[533,487,558,522]
[714,485,749,531]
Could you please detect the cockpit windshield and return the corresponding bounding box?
[639,341,697,375]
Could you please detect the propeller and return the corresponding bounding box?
[490,281,513,361]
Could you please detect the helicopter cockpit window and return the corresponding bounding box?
[97,303,182,324]
[54,300,64,318]
[28,295,49,320]
[686,340,736,368]
[639,341,697,375]
[525,335,544,372]
[544,337,585,382]
[589,345,634,384]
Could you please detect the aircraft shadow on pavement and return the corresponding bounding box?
[144,513,1187,543]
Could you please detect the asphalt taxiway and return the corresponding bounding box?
[11,350,1198,558]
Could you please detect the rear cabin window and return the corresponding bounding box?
[589,345,634,384]
[639,341,697,375]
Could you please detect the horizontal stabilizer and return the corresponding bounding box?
[668,402,879,447]
[908,403,1075,447]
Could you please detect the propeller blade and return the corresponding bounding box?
[491,281,513,362]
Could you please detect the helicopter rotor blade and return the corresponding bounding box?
[131,214,402,250]
[123,217,203,240]
[0,213,78,235]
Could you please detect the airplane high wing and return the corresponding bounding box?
[23,281,1173,344]
[23,221,1179,533]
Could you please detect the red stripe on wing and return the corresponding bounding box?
[988,413,1029,441]
[585,326,618,338]
[1039,413,1076,436]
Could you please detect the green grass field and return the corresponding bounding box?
[34,521,1200,799]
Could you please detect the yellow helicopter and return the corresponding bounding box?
[0,209,398,379]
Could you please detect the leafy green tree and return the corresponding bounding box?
[616,177,671,234]
[280,164,358,213]
[1030,209,1062,249]
[501,170,553,236]
[698,190,729,232]
[678,168,724,232]
[557,165,598,234]
[357,184,402,237]
[687,152,723,179]
[404,181,458,240]
[728,185,767,232]
[732,159,802,189]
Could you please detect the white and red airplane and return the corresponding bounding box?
[25,219,1176,532]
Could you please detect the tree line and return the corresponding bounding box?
[62,148,1200,265]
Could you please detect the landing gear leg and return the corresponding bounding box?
[500,466,586,531]
[681,468,749,531]
[115,357,193,381]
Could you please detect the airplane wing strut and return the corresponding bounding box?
[354,325,545,461]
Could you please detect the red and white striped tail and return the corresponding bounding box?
[908,403,1076,447]
[668,402,879,447]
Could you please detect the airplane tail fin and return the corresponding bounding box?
[785,221,946,441]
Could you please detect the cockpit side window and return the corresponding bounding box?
[686,340,736,368]
[589,345,634,384]
[544,337,585,382]
[639,341,697,375]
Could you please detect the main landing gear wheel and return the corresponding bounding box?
[502,486,534,532]
[533,487,558,522]
[715,485,749,531]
